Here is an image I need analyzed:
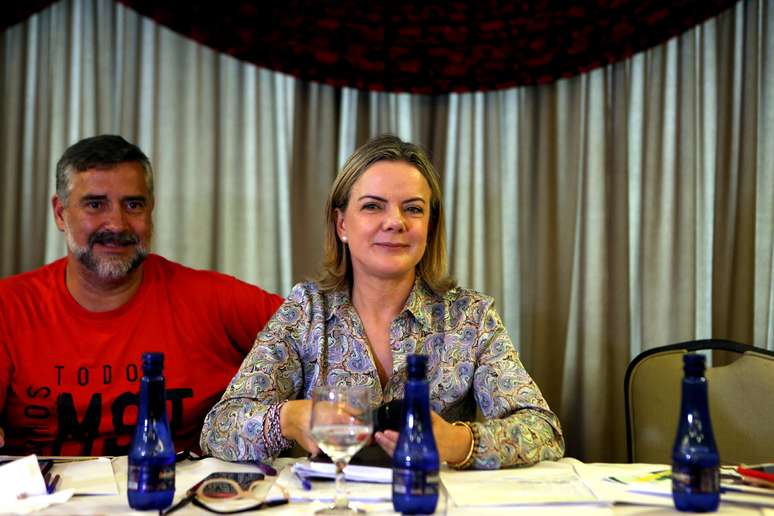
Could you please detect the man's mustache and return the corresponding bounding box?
[88,230,140,247]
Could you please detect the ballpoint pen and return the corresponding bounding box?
[294,469,312,491]
[47,474,61,494]
[236,459,277,476]
[39,460,54,477]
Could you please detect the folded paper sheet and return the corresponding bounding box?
[292,459,392,483]
[0,455,74,514]
[283,462,392,503]
[54,457,119,495]
[441,460,602,507]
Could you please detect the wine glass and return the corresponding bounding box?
[309,385,373,514]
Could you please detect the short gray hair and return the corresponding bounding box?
[56,135,154,206]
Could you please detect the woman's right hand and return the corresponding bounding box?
[279,400,320,455]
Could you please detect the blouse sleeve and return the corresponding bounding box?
[199,284,312,462]
[469,301,565,469]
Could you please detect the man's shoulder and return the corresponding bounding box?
[146,254,236,284]
[0,258,66,300]
[146,254,281,303]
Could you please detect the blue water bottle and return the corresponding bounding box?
[392,354,440,514]
[127,352,175,510]
[672,353,720,512]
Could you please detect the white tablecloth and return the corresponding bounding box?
[14,456,772,515]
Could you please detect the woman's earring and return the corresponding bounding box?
[341,236,348,243]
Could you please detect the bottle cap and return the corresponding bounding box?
[407,354,428,379]
[142,352,164,376]
[683,352,705,376]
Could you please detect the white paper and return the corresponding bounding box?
[53,457,119,495]
[0,455,48,502]
[282,463,391,503]
[628,480,774,508]
[0,455,74,514]
[292,459,392,483]
[574,462,774,509]
[441,460,601,507]
[573,462,675,507]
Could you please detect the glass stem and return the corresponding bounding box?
[334,459,348,509]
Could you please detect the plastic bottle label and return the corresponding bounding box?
[393,468,439,496]
[672,464,719,493]
[127,464,175,492]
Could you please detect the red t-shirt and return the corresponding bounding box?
[0,254,283,456]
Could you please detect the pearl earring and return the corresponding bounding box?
[341,236,348,243]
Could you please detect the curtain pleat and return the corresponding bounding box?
[1,0,772,461]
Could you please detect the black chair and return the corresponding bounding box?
[624,339,774,464]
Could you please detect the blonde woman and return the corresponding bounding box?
[201,135,564,469]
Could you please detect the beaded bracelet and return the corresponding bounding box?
[448,421,477,470]
[264,401,292,454]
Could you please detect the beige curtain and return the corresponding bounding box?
[1,0,771,461]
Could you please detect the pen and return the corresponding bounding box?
[294,469,312,491]
[39,460,54,477]
[47,474,61,494]
[237,460,277,476]
[256,461,277,476]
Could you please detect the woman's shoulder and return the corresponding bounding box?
[286,281,328,303]
[437,284,495,308]
[285,281,346,318]
[418,283,499,328]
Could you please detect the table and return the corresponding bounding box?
[15,457,774,515]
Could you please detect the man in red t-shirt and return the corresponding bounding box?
[0,135,283,456]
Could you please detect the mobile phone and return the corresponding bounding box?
[372,398,404,433]
[736,464,774,486]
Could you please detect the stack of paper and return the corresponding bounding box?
[281,461,391,504]
[0,455,74,514]
[53,457,118,495]
[292,460,392,483]
[626,475,774,508]
[441,460,604,508]
[575,463,774,509]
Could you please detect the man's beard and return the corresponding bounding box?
[65,227,149,281]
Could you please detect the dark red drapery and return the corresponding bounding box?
[2,0,741,93]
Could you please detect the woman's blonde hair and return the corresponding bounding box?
[317,134,454,293]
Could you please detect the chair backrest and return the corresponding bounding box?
[624,339,774,464]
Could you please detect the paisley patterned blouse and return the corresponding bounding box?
[200,279,564,469]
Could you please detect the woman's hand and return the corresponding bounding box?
[374,411,473,465]
[430,412,473,464]
[279,400,319,455]
[373,429,399,456]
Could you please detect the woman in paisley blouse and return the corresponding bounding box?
[200,135,564,469]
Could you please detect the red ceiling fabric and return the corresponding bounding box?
[3,1,742,93]
[0,1,59,31]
